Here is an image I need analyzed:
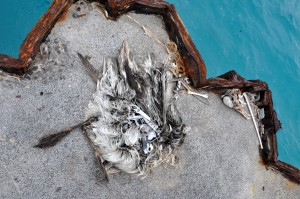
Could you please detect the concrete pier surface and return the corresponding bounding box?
[0,4,299,199]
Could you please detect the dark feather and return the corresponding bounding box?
[35,117,98,148]
[81,126,109,182]
[95,151,109,182]
[34,130,71,148]
[124,60,143,97]
[78,52,101,82]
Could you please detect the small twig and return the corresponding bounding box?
[126,15,165,48]
[243,93,263,149]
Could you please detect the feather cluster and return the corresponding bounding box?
[84,41,189,178]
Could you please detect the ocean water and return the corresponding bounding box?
[168,0,300,168]
[0,0,51,57]
[0,1,299,169]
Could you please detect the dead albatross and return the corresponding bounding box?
[35,41,190,182]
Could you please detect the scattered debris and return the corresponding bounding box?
[166,42,209,103]
[27,36,69,79]
[83,41,189,179]
[127,15,164,47]
[222,89,250,119]
[221,88,264,149]
[72,0,91,18]
[167,41,186,77]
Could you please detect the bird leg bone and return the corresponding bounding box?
[179,79,208,99]
[243,92,263,149]
[166,66,208,99]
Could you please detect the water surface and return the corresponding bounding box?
[0,0,51,57]
[169,0,300,168]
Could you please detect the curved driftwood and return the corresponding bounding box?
[0,0,299,184]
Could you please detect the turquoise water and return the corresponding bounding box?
[0,1,299,169]
[169,0,300,168]
[0,0,51,57]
